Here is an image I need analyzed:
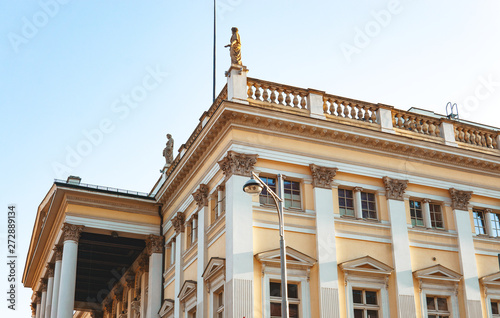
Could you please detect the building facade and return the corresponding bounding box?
[24,63,500,318]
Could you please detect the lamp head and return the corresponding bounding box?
[243,177,263,195]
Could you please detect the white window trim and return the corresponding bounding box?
[481,271,500,318]
[345,275,390,318]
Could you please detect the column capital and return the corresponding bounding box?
[422,198,431,203]
[146,234,163,255]
[217,184,225,191]
[449,188,472,210]
[353,186,363,193]
[125,274,135,288]
[46,263,55,277]
[137,254,149,273]
[113,286,124,301]
[103,301,113,315]
[90,310,103,318]
[40,278,48,292]
[53,245,63,261]
[172,212,185,234]
[31,302,37,316]
[383,176,408,201]
[218,150,258,179]
[61,223,85,242]
[485,208,493,213]
[192,184,209,207]
[35,291,41,303]
[309,164,338,189]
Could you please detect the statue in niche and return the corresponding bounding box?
[225,27,242,66]
[162,134,174,169]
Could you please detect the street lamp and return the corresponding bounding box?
[243,172,289,318]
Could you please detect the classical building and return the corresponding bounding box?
[24,62,500,318]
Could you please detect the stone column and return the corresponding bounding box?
[114,288,123,318]
[103,302,112,318]
[40,279,47,318]
[485,209,494,237]
[138,255,149,318]
[146,235,163,318]
[50,246,63,318]
[422,199,432,229]
[35,293,41,318]
[217,185,225,217]
[383,177,416,317]
[57,223,84,318]
[31,302,37,318]
[218,150,258,318]
[44,264,55,318]
[125,275,134,318]
[193,185,209,318]
[353,187,363,219]
[449,188,483,317]
[310,164,341,318]
[172,213,185,318]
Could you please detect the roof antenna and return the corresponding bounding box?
[446,102,459,120]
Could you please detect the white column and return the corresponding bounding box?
[192,217,198,242]
[174,232,184,318]
[225,174,254,318]
[36,300,41,318]
[217,186,224,217]
[313,184,341,318]
[126,286,133,318]
[40,281,47,318]
[146,235,163,318]
[57,223,84,318]
[383,177,416,317]
[50,246,62,318]
[450,188,483,317]
[44,265,54,318]
[197,206,208,318]
[140,269,148,318]
[485,209,494,237]
[353,187,363,219]
[422,199,432,229]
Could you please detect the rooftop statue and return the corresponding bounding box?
[162,134,174,169]
[225,27,242,66]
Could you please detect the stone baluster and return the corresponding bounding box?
[284,89,292,106]
[277,87,284,105]
[262,84,269,102]
[300,92,307,109]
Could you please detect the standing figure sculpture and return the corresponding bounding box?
[225,27,242,66]
[163,134,174,167]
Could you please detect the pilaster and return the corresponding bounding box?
[146,235,163,318]
[193,184,209,318]
[50,246,62,318]
[40,279,47,318]
[44,264,55,318]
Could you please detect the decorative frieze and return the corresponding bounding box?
[309,164,338,188]
[53,245,63,261]
[383,176,408,201]
[218,150,258,179]
[61,223,85,242]
[192,184,209,207]
[172,212,185,234]
[146,235,163,255]
[46,263,55,277]
[449,188,472,210]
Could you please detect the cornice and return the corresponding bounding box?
[65,195,157,216]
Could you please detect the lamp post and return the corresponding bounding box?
[243,172,289,318]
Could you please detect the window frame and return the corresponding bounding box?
[352,288,380,317]
[338,188,355,217]
[491,212,500,237]
[473,209,487,236]
[409,199,425,228]
[425,295,451,317]
[429,203,444,229]
[259,175,303,212]
[360,191,377,220]
[269,281,300,318]
[263,272,309,318]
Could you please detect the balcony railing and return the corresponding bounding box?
[54,179,151,197]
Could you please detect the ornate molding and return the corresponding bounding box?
[218,150,258,179]
[113,287,123,301]
[192,184,209,207]
[309,164,337,188]
[383,176,408,201]
[146,235,163,255]
[40,278,48,292]
[449,188,472,210]
[137,254,149,273]
[31,303,37,316]
[46,263,55,277]
[53,245,63,261]
[172,212,185,234]
[125,273,135,288]
[61,223,85,242]
[90,311,103,318]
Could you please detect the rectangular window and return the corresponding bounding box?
[352,289,379,318]
[284,180,301,210]
[270,281,300,318]
[410,200,424,227]
[492,299,500,316]
[339,189,354,217]
[211,187,226,224]
[430,204,444,229]
[216,289,224,318]
[426,296,449,317]
[361,192,377,220]
[473,210,486,235]
[491,213,500,237]
[259,177,276,206]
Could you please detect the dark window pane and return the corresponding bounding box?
[346,190,353,197]
[354,309,364,318]
[492,301,499,314]
[288,283,298,299]
[365,291,377,305]
[270,282,281,297]
[289,304,299,318]
[437,297,447,311]
[367,310,378,318]
[353,289,362,304]
[426,297,435,310]
[270,303,281,316]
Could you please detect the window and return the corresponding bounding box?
[186,217,197,248]
[260,176,277,206]
[211,186,226,224]
[426,296,450,317]
[361,192,377,220]
[339,189,355,217]
[491,213,500,237]
[353,289,379,318]
[410,200,424,227]
[430,204,444,229]
[215,288,224,318]
[491,299,500,317]
[473,210,486,235]
[284,180,301,209]
[270,282,300,318]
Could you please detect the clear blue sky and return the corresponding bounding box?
[1,1,499,317]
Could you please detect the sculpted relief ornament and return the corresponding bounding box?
[172,212,185,234]
[309,164,338,189]
[192,184,209,207]
[449,188,472,210]
[146,235,163,255]
[383,176,408,201]
[62,223,85,242]
[218,150,258,179]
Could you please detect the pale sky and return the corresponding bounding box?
[1,1,499,317]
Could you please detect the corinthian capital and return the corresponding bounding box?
[449,188,472,210]
[383,177,408,201]
[218,150,258,179]
[146,235,163,255]
[309,164,338,189]
[192,184,209,207]
[171,212,185,235]
[61,223,85,242]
